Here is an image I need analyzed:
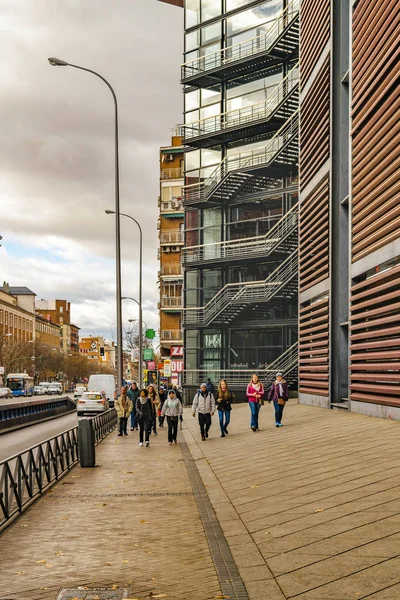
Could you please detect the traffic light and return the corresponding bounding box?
[100,347,105,356]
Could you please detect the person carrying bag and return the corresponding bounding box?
[268,372,289,428]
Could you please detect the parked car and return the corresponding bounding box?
[88,374,116,407]
[33,385,44,395]
[77,391,109,416]
[0,387,13,400]
[74,386,87,401]
[39,382,50,394]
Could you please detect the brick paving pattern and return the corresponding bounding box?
[1,402,400,599]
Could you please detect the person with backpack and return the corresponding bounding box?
[161,389,183,445]
[216,379,234,438]
[268,372,289,427]
[206,377,215,396]
[127,382,140,431]
[135,388,155,447]
[192,383,216,441]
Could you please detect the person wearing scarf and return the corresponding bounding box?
[147,385,161,436]
[268,372,289,427]
[115,386,133,437]
[217,379,234,438]
[161,389,183,445]
[246,373,264,432]
[135,389,155,447]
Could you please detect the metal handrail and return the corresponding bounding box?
[160,264,183,276]
[0,426,79,530]
[160,167,184,180]
[91,408,117,444]
[183,64,299,140]
[160,297,183,308]
[181,0,299,79]
[183,250,298,325]
[160,230,184,244]
[160,330,183,341]
[265,342,298,384]
[183,204,298,263]
[204,111,299,198]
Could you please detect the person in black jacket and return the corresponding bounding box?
[216,379,234,438]
[135,389,155,447]
[158,387,166,427]
[127,382,140,431]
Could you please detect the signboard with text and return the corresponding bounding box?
[171,346,183,356]
[143,348,154,361]
[163,359,171,377]
[147,361,156,370]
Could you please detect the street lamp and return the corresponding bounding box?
[48,57,123,389]
[106,210,143,389]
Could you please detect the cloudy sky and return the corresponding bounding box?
[0,0,183,340]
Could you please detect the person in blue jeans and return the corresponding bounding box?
[216,379,234,438]
[127,382,140,431]
[246,373,264,432]
[268,372,289,427]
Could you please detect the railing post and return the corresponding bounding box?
[78,418,96,467]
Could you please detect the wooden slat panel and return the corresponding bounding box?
[300,0,330,85]
[299,295,329,397]
[299,176,329,293]
[350,264,400,403]
[352,0,400,262]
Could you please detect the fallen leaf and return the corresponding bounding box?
[34,560,47,564]
[122,559,130,563]
[151,595,167,599]
[215,596,230,599]
[250,485,259,489]
[16,572,25,575]
[21,525,28,528]
[45,563,54,568]
[71,475,81,478]
[139,519,149,524]
[112,585,119,590]
[315,509,324,513]
[61,517,69,521]
[96,503,107,507]
[105,563,112,566]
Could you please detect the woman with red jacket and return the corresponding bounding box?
[246,373,264,432]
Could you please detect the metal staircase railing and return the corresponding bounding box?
[183,64,299,141]
[183,250,298,326]
[204,111,299,200]
[183,204,298,264]
[265,342,298,387]
[181,0,300,80]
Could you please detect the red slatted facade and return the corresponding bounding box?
[300,0,330,85]
[350,0,400,407]
[299,296,329,397]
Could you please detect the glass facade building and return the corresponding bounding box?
[181,0,300,394]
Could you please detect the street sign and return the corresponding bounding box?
[171,346,183,356]
[145,329,156,339]
[143,348,154,361]
[163,359,171,377]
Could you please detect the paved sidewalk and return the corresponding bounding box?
[1,401,400,600]
[184,401,400,599]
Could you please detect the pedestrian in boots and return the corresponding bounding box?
[268,372,289,427]
[127,382,140,431]
[192,383,215,441]
[158,387,166,428]
[216,379,234,438]
[246,373,264,432]
[161,389,183,445]
[115,386,133,437]
[136,389,154,447]
[147,385,160,436]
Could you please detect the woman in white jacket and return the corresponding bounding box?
[192,383,216,441]
[161,389,183,445]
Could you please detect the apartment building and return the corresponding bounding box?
[298,0,400,415]
[35,315,61,348]
[158,132,185,375]
[0,284,35,343]
[79,336,116,370]
[36,299,80,355]
[180,0,300,395]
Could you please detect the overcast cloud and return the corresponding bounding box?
[0,0,183,338]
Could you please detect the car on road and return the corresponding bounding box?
[39,382,50,394]
[33,385,44,395]
[77,391,109,416]
[88,374,116,407]
[74,386,87,401]
[0,387,13,400]
[47,382,62,395]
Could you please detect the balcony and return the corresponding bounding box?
[160,230,184,245]
[181,0,299,88]
[183,204,298,266]
[160,329,183,343]
[160,167,184,180]
[159,264,183,278]
[183,64,299,148]
[160,296,183,310]
[160,197,184,213]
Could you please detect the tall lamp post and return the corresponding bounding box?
[48,57,123,388]
[123,297,144,388]
[106,211,143,389]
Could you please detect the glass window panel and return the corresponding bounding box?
[227,139,265,157]
[204,209,222,227]
[185,349,198,369]
[185,31,199,52]
[226,0,255,10]
[185,331,199,348]
[227,1,282,37]
[184,50,200,64]
[200,103,220,120]
[186,210,200,229]
[227,72,281,99]
[185,109,200,124]
[200,41,221,57]
[185,89,200,112]
[201,22,221,44]
[201,88,221,106]
[201,0,221,21]
[186,270,199,287]
[204,332,222,348]
[200,165,219,179]
[201,148,221,167]
[185,0,200,28]
[185,149,200,171]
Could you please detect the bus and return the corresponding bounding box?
[6,373,34,397]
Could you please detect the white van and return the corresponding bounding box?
[88,374,116,407]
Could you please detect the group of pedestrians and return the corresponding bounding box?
[115,371,289,446]
[114,382,183,447]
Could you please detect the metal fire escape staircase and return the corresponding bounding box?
[183,250,298,327]
[203,111,299,204]
[183,203,298,265]
[265,342,299,388]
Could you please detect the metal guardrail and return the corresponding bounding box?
[0,396,77,434]
[0,408,117,531]
[160,167,184,180]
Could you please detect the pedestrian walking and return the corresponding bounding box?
[268,372,289,427]
[206,377,215,397]
[127,382,140,431]
[115,386,133,437]
[192,383,216,441]
[158,387,166,427]
[216,379,234,438]
[246,373,264,432]
[136,389,154,447]
[161,389,183,445]
[147,385,160,435]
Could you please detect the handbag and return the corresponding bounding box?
[278,398,286,406]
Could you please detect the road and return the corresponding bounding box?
[0,411,78,462]
[0,393,73,406]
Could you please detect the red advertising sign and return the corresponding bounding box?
[171,359,184,373]
[171,346,183,356]
[147,361,156,370]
